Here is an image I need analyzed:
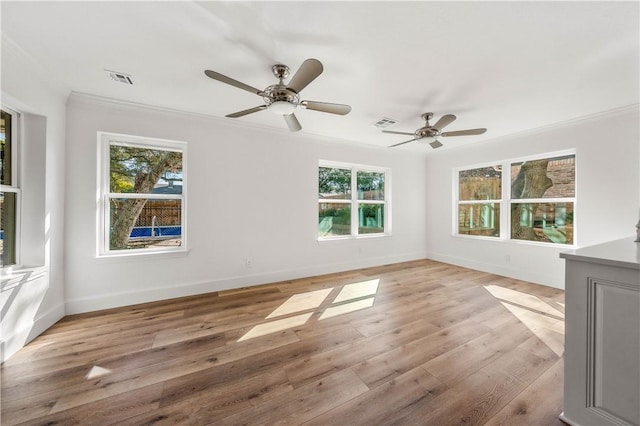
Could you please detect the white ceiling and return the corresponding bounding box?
[2,1,638,151]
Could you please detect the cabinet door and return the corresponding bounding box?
[588,278,640,425]
[562,261,640,426]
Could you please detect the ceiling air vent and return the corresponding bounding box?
[372,117,397,128]
[105,70,133,85]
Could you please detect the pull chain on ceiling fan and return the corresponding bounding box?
[383,112,487,148]
[204,59,351,132]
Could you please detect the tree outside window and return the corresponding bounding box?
[510,155,575,244]
[99,133,186,255]
[456,152,575,245]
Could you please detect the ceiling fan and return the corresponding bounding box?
[204,59,351,132]
[383,112,487,149]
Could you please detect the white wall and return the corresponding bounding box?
[425,106,640,288]
[64,94,429,313]
[1,36,68,361]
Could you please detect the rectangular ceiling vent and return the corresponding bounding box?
[105,70,133,85]
[372,117,397,128]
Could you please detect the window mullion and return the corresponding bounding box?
[502,161,510,240]
[351,168,358,236]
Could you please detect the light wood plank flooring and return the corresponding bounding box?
[1,259,566,425]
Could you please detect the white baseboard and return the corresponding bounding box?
[1,301,65,363]
[65,251,428,314]
[426,251,564,290]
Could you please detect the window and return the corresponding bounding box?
[457,165,502,237]
[99,132,186,256]
[510,154,575,245]
[455,151,575,245]
[318,162,388,238]
[1,108,19,266]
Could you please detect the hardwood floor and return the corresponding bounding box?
[1,259,567,425]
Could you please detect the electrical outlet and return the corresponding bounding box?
[245,258,252,268]
[505,254,511,262]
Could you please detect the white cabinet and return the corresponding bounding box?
[560,237,640,426]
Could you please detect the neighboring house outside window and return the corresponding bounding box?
[98,132,186,256]
[510,154,575,245]
[1,107,19,266]
[455,151,575,245]
[318,161,389,239]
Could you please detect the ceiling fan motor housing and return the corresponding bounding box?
[263,84,300,114]
[416,127,440,138]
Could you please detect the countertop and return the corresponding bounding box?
[560,236,640,270]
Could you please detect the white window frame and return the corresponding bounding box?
[454,160,504,241]
[318,160,391,240]
[454,149,576,247]
[97,132,187,257]
[1,106,21,268]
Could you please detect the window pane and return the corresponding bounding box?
[458,203,500,237]
[358,203,384,234]
[110,145,183,194]
[357,171,385,200]
[318,167,351,200]
[318,203,351,236]
[0,191,17,266]
[511,202,573,244]
[511,155,575,199]
[110,198,182,250]
[1,110,13,186]
[459,166,501,201]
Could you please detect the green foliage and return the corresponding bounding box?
[565,210,574,224]
[320,206,350,224]
[318,167,351,195]
[111,177,134,193]
[357,171,384,192]
[109,145,182,193]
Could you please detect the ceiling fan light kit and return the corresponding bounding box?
[204,59,351,132]
[383,112,487,149]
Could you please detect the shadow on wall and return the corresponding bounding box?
[1,267,49,361]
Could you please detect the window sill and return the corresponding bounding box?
[96,248,190,262]
[452,233,576,248]
[317,234,392,244]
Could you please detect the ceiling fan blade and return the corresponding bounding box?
[429,140,444,149]
[301,101,351,115]
[432,114,457,131]
[205,70,264,96]
[382,130,415,136]
[226,105,267,118]
[283,113,302,132]
[287,59,323,93]
[389,138,420,148]
[441,128,487,137]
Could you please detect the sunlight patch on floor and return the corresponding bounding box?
[266,288,332,319]
[484,285,564,319]
[319,297,375,320]
[333,279,380,303]
[237,279,380,342]
[484,285,565,356]
[86,365,112,379]
[238,313,313,342]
